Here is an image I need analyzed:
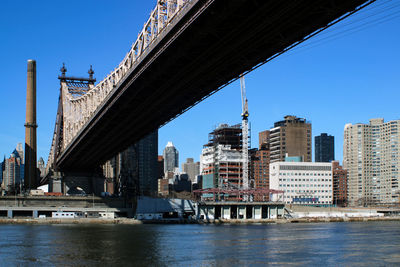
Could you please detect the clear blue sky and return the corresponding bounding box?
[1,1,400,167]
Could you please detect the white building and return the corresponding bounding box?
[344,118,400,206]
[52,211,84,218]
[270,162,333,205]
[200,144,242,188]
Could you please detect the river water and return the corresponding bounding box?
[0,221,399,266]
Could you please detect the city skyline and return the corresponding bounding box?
[1,1,400,166]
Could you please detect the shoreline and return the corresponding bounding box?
[0,216,399,225]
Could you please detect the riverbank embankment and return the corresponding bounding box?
[0,218,143,225]
[205,216,400,224]
[1,216,400,225]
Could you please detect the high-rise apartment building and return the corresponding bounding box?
[266,115,312,163]
[163,142,179,173]
[332,161,347,207]
[315,133,334,162]
[182,158,200,183]
[344,118,400,206]
[2,150,23,193]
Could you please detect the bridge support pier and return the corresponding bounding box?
[61,172,105,196]
[47,170,105,196]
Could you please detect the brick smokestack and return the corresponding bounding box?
[24,59,38,190]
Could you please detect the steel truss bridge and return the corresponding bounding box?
[47,0,374,176]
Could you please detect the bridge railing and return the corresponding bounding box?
[47,0,192,170]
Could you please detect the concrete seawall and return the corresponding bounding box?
[0,218,143,225]
[0,216,399,225]
[200,216,400,224]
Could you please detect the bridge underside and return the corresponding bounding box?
[58,0,369,171]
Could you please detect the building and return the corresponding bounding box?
[136,131,158,196]
[16,143,24,164]
[0,156,4,185]
[201,144,242,189]
[264,115,312,163]
[200,124,243,189]
[332,161,347,207]
[37,157,46,178]
[163,142,179,173]
[102,130,158,197]
[181,158,200,183]
[173,173,192,192]
[158,178,169,196]
[247,130,271,200]
[2,150,23,193]
[270,162,333,205]
[157,155,164,179]
[315,133,335,162]
[250,148,270,189]
[344,118,400,206]
[258,130,270,149]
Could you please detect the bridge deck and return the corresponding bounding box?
[58,0,370,171]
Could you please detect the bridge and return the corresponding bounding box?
[46,0,373,182]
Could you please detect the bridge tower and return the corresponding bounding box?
[46,64,101,194]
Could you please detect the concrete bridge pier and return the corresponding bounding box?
[61,172,105,196]
[47,170,105,196]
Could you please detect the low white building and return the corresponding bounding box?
[270,162,333,205]
[52,211,84,218]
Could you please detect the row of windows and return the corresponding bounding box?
[284,189,331,193]
[279,178,332,182]
[285,195,332,199]
[279,172,330,176]
[285,201,331,204]
[280,184,332,188]
[279,165,331,171]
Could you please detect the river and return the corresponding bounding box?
[0,221,399,266]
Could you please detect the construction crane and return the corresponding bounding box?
[240,75,249,191]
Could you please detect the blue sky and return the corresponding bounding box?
[1,1,400,167]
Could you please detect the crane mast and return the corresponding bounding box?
[240,75,249,191]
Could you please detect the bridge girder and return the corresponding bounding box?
[50,0,372,172]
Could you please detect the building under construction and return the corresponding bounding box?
[205,123,243,150]
[201,124,249,194]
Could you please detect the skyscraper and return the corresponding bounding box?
[163,142,179,173]
[182,158,200,183]
[344,118,400,206]
[3,150,22,193]
[37,157,46,178]
[136,130,158,196]
[315,133,335,162]
[16,143,24,164]
[263,115,312,163]
[102,130,158,197]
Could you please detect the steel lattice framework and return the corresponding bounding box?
[47,0,191,171]
[44,0,375,177]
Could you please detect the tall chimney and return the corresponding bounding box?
[24,59,37,190]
